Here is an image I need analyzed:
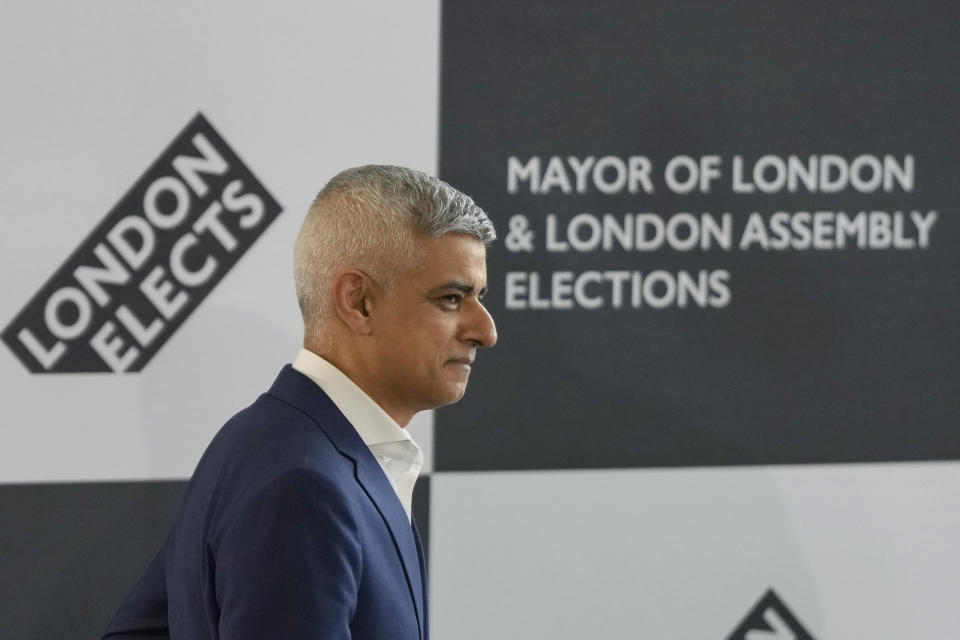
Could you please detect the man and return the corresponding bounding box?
[102,165,497,639]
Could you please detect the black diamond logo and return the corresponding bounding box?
[2,113,282,373]
[725,588,817,640]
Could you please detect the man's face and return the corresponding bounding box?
[367,233,497,424]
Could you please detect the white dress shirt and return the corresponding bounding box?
[292,348,423,522]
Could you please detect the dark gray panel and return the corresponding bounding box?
[0,477,433,638]
[412,473,431,570]
[0,481,184,639]
[437,0,960,471]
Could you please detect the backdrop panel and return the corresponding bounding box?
[3,1,959,638]
[431,1,960,638]
[436,0,960,471]
[0,2,440,637]
[431,464,960,639]
[0,0,441,483]
[0,481,184,639]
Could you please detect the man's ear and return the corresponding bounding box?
[331,270,374,335]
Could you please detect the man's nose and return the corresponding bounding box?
[462,301,497,348]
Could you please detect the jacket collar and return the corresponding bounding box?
[267,365,425,638]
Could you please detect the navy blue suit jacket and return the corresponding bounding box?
[103,365,428,639]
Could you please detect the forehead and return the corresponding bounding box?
[408,233,487,282]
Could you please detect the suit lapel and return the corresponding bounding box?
[268,365,425,639]
[354,451,425,638]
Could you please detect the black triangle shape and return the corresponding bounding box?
[725,588,817,640]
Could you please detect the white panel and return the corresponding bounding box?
[407,408,434,475]
[431,462,960,639]
[0,0,440,482]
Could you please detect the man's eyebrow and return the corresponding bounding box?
[428,280,488,296]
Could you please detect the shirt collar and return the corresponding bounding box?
[291,348,414,448]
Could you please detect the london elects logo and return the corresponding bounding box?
[2,113,282,373]
[725,588,817,640]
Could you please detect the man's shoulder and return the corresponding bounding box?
[208,366,347,459]
[206,393,344,477]
[181,369,357,506]
[172,375,358,538]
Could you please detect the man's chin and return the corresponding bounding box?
[433,383,468,409]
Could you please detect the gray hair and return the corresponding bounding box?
[294,165,495,336]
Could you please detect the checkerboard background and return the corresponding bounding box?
[3,2,959,638]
